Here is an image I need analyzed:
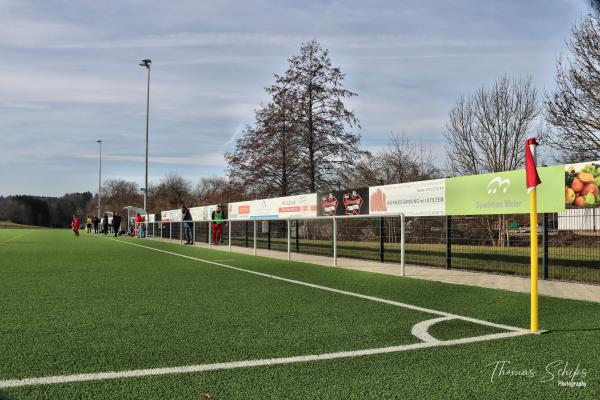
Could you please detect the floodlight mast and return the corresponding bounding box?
[139,58,151,214]
[97,140,102,218]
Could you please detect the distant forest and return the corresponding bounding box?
[0,193,92,227]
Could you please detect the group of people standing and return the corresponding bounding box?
[71,213,122,237]
[181,204,225,245]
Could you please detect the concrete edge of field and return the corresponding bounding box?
[144,236,600,303]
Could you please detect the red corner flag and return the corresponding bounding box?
[525,138,541,193]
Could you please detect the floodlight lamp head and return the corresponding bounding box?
[139,59,151,68]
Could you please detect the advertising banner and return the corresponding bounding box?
[168,209,182,222]
[564,161,600,210]
[369,179,445,216]
[160,211,169,222]
[189,206,205,221]
[276,194,317,219]
[445,165,565,215]
[228,195,316,220]
[317,188,369,216]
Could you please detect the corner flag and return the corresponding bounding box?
[525,138,541,192]
[525,137,541,333]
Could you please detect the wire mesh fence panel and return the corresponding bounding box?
[392,216,445,267]
[550,209,600,284]
[336,217,381,261]
[230,221,252,248]
[170,222,181,241]
[294,219,333,257]
[449,214,532,277]
[254,220,287,252]
[193,222,210,244]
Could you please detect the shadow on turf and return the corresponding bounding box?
[0,390,14,400]
[550,327,600,333]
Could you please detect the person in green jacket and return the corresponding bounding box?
[211,205,225,244]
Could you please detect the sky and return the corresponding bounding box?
[0,0,592,196]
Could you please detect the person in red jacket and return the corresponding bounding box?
[71,214,80,236]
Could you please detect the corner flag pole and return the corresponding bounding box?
[529,186,539,332]
[525,137,541,333]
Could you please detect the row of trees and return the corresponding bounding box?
[85,174,240,217]
[0,193,92,227]
[226,9,600,200]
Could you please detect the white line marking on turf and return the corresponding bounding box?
[0,331,526,389]
[411,316,455,343]
[102,237,528,334]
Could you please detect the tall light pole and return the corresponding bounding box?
[139,58,151,213]
[97,140,102,217]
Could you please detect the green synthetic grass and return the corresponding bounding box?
[1,229,599,399]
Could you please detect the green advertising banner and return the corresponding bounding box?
[445,165,565,216]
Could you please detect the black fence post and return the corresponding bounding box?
[379,217,385,263]
[542,213,549,280]
[267,220,271,250]
[295,220,300,253]
[445,215,452,270]
[245,221,249,248]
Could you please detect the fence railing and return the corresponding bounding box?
[139,211,600,285]
[141,214,406,273]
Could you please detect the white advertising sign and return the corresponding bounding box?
[228,194,317,220]
[168,209,182,222]
[189,206,205,221]
[369,179,445,216]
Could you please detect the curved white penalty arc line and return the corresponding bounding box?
[411,316,455,343]
[0,331,527,389]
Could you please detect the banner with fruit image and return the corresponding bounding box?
[369,179,445,216]
[445,165,565,215]
[565,161,600,209]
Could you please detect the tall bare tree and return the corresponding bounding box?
[444,75,542,246]
[269,40,361,192]
[444,74,542,176]
[225,87,304,197]
[99,179,141,213]
[339,133,441,187]
[195,176,246,205]
[545,13,600,161]
[148,173,193,211]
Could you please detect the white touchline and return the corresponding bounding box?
[0,331,526,389]
[0,236,530,389]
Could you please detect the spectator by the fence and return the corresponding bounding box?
[182,206,193,245]
[134,213,145,238]
[211,205,225,244]
[112,213,121,237]
[102,214,109,234]
[71,214,80,237]
[86,216,92,233]
[93,215,99,233]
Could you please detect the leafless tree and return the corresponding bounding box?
[339,133,441,187]
[225,86,304,197]
[545,13,600,162]
[148,173,193,211]
[444,75,542,246]
[195,176,245,205]
[269,40,362,192]
[100,179,141,213]
[445,74,542,176]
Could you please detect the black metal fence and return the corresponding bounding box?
[149,210,600,285]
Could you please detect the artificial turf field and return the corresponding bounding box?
[0,229,598,399]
